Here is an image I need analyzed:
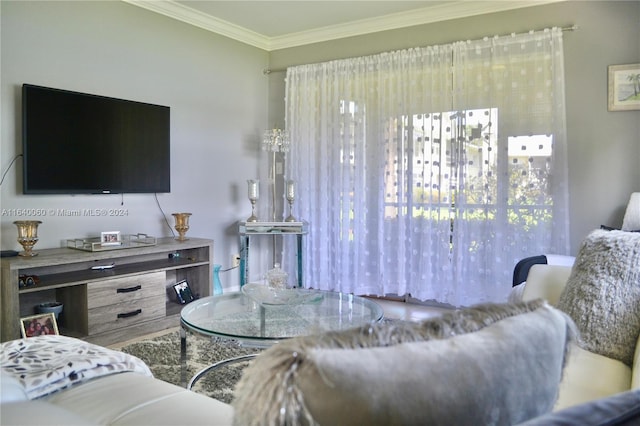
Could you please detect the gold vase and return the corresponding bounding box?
[172,213,191,241]
[14,220,42,257]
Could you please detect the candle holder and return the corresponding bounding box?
[14,220,42,257]
[172,213,192,241]
[247,180,259,222]
[285,179,297,222]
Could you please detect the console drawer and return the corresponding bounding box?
[88,295,166,335]
[87,272,165,309]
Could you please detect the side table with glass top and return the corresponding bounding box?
[238,221,308,288]
[179,289,383,388]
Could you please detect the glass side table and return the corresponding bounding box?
[238,221,308,288]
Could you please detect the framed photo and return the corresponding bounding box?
[173,280,194,304]
[20,313,59,338]
[608,63,640,111]
[101,231,122,246]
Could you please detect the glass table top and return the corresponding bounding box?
[180,289,384,346]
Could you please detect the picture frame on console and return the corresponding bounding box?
[20,313,59,338]
[608,63,640,111]
[173,280,195,304]
[101,231,122,246]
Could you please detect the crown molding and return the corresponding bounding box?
[268,1,565,50]
[123,0,566,52]
[122,0,271,50]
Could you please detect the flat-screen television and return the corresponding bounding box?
[22,84,170,194]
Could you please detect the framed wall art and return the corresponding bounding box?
[608,63,640,111]
[20,313,59,337]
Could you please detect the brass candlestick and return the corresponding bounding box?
[172,213,192,241]
[14,220,42,256]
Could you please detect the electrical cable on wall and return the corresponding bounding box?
[0,154,23,187]
[153,193,242,272]
[154,193,176,238]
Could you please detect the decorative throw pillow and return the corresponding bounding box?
[557,229,640,366]
[232,299,576,426]
[0,335,152,399]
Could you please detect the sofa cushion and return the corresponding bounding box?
[43,372,234,426]
[632,334,640,390]
[0,401,97,425]
[519,388,640,426]
[555,344,631,411]
[557,229,640,366]
[0,371,28,403]
[522,264,573,305]
[232,300,575,426]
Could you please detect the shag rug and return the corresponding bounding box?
[119,320,402,404]
[119,330,263,404]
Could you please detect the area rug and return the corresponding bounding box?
[119,319,402,404]
[119,330,263,404]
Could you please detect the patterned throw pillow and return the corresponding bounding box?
[232,299,575,426]
[557,229,640,366]
[1,335,152,399]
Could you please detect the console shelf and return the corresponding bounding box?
[1,237,213,346]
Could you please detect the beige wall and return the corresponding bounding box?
[0,1,270,289]
[268,0,640,254]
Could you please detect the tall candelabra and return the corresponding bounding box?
[262,129,290,221]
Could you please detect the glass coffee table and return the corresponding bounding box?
[180,288,384,388]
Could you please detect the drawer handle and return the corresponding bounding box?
[116,285,142,293]
[117,309,142,319]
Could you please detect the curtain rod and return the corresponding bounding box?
[262,25,578,75]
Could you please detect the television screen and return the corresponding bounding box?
[22,84,170,194]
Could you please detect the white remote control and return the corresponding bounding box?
[91,263,115,270]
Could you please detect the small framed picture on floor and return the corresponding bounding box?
[20,313,59,338]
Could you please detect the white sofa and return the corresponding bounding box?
[0,335,234,426]
[1,372,234,425]
[521,262,640,411]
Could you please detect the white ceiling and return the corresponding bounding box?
[123,0,564,51]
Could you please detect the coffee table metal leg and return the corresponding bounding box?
[180,326,187,388]
[187,354,259,391]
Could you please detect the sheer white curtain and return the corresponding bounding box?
[285,28,569,306]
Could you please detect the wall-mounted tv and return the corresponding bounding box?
[22,84,170,194]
